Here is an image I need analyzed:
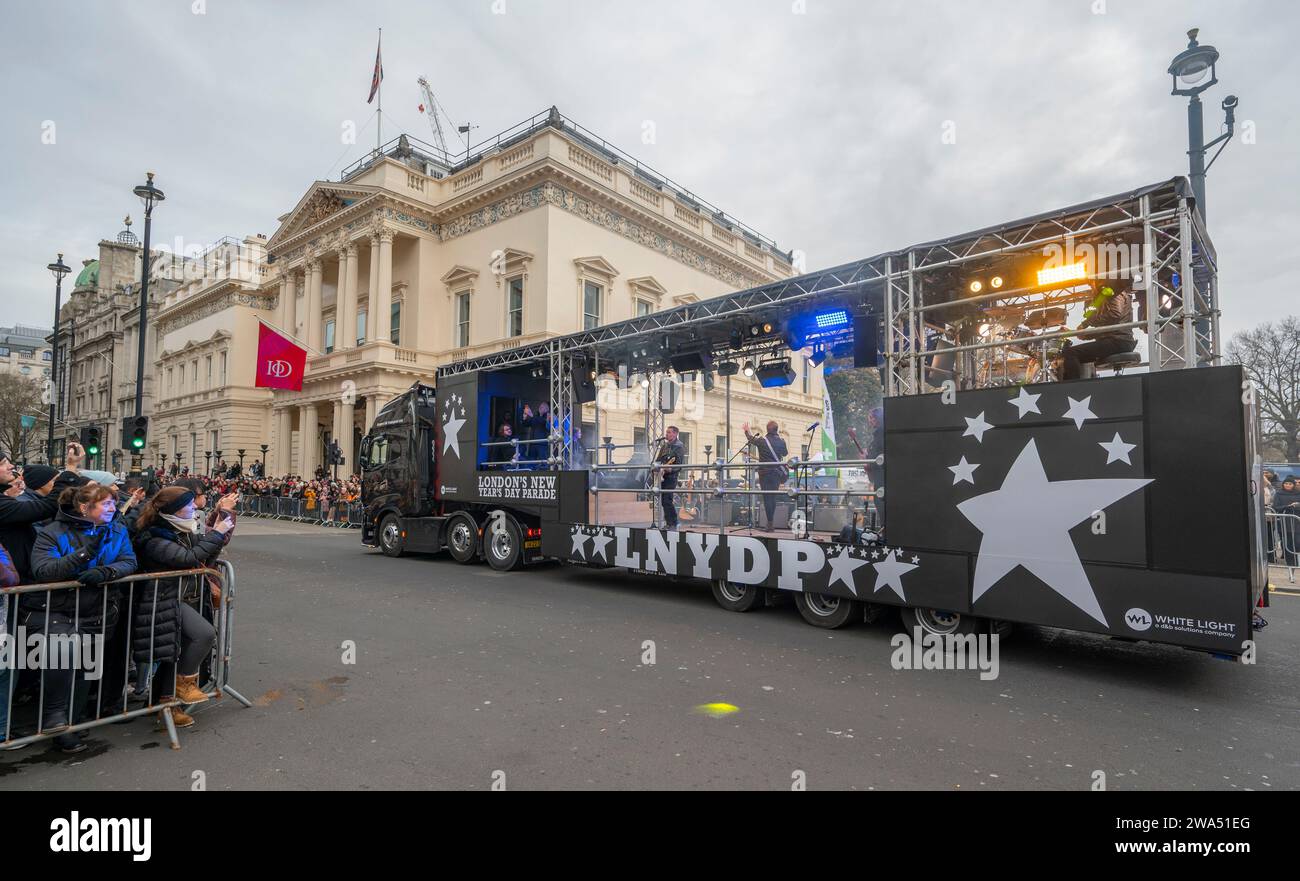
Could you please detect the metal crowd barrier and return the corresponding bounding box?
[1266,510,1299,583]
[589,455,884,535]
[235,496,364,528]
[0,565,250,753]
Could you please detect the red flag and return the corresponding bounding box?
[255,323,308,391]
[367,34,383,104]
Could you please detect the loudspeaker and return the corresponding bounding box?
[573,365,596,404]
[670,351,712,373]
[658,376,677,413]
[853,316,882,368]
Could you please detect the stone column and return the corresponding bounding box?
[340,242,359,349]
[300,403,318,477]
[366,235,381,343]
[277,407,293,475]
[364,395,378,435]
[305,258,323,352]
[373,230,394,344]
[340,398,356,473]
[278,272,294,333]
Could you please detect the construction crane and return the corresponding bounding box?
[416,76,450,155]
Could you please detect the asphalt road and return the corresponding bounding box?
[3,518,1297,790]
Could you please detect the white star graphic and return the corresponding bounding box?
[827,545,871,596]
[570,526,588,558]
[1098,432,1137,465]
[589,530,613,561]
[949,455,980,485]
[1062,396,1096,430]
[872,549,918,601]
[1008,387,1042,419]
[441,410,466,457]
[963,411,992,443]
[956,439,1151,625]
[911,556,920,564]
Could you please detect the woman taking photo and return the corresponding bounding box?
[131,486,231,728]
[28,482,137,752]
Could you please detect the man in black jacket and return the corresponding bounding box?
[0,446,85,581]
[655,426,686,529]
[744,421,789,530]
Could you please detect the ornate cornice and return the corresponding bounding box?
[157,289,275,336]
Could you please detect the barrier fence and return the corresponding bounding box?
[235,495,364,528]
[0,562,250,752]
[1267,510,1299,583]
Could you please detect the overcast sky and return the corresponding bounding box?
[2,0,1295,341]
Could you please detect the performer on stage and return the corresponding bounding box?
[655,426,686,529]
[1061,281,1137,380]
[743,420,789,530]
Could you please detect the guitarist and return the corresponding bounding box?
[1060,281,1137,380]
[655,426,686,529]
[743,420,789,530]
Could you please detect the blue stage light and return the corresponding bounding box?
[813,309,850,330]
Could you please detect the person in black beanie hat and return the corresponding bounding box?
[0,445,86,582]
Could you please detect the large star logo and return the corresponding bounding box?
[570,525,588,559]
[826,545,870,595]
[589,529,613,561]
[956,438,1151,625]
[441,399,467,458]
[872,549,917,601]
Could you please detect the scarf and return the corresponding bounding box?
[161,512,199,534]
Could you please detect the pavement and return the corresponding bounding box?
[3,517,1297,790]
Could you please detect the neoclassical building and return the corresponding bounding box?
[256,107,821,475]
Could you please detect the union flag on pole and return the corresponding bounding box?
[367,33,383,104]
[255,322,307,391]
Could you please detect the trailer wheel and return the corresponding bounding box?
[378,514,405,558]
[710,579,765,612]
[901,606,982,637]
[446,513,479,564]
[794,592,859,629]
[485,515,523,571]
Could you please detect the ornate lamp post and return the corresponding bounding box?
[45,253,71,462]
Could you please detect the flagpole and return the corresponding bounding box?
[258,318,324,357]
[376,27,382,153]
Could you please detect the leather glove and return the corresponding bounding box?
[77,566,109,585]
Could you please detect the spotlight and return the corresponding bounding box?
[809,346,828,367]
[755,359,796,388]
[639,376,650,389]
[968,280,983,294]
[716,361,739,377]
[990,275,1004,289]
[742,361,756,378]
[702,369,716,392]
[1037,261,1088,287]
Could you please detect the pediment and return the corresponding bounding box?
[441,265,480,291]
[268,182,379,251]
[574,255,619,280]
[628,275,669,301]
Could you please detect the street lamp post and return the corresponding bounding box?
[204,451,212,475]
[237,448,246,471]
[259,444,269,475]
[175,452,184,475]
[1167,28,1238,225]
[45,253,71,463]
[214,449,223,477]
[131,172,164,471]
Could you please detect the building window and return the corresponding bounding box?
[456,291,471,347]
[19,366,30,375]
[635,299,653,318]
[191,361,198,384]
[507,277,524,337]
[43,350,51,361]
[167,368,174,392]
[324,319,336,354]
[390,301,401,345]
[219,352,227,385]
[802,356,810,394]
[583,281,602,330]
[356,311,367,345]
[715,435,727,462]
[205,355,213,388]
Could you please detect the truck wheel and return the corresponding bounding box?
[379,514,405,558]
[901,606,981,637]
[446,514,479,564]
[794,592,859,628]
[710,579,765,612]
[485,515,523,571]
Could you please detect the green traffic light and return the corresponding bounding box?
[88,445,100,455]
[132,438,145,449]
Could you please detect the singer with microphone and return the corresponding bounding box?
[654,426,686,529]
[743,420,789,530]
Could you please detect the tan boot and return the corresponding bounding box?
[157,707,194,729]
[173,674,209,705]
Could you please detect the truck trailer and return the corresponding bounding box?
[359,178,1268,657]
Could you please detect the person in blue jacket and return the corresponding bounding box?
[25,482,136,753]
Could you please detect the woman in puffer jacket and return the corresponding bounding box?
[28,482,137,752]
[130,486,230,728]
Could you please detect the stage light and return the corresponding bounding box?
[809,346,828,367]
[812,309,850,330]
[639,376,650,389]
[1037,261,1088,287]
[742,361,755,378]
[749,321,775,337]
[716,361,739,377]
[990,275,1004,289]
[968,280,983,294]
[755,359,796,388]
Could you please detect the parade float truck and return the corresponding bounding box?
[360,178,1268,657]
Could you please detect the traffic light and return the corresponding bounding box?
[121,415,149,452]
[80,425,102,457]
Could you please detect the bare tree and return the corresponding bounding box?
[1228,316,1300,461]
[0,373,50,463]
